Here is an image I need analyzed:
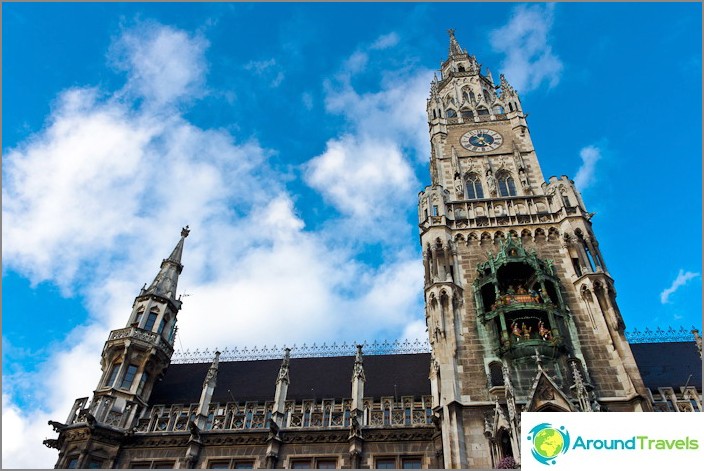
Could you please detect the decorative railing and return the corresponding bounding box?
[172,338,431,364]
[108,326,174,357]
[135,396,435,433]
[625,326,699,344]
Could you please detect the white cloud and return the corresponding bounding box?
[110,22,209,106]
[304,135,416,218]
[660,269,700,304]
[244,58,285,87]
[371,32,400,50]
[573,145,602,190]
[490,3,563,92]
[2,22,428,469]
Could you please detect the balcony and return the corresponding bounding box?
[447,196,585,230]
[107,326,174,357]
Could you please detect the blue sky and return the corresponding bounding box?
[2,2,702,467]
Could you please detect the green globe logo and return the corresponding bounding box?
[527,423,571,465]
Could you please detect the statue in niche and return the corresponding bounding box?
[511,322,522,341]
[486,173,497,194]
[454,173,463,197]
[538,321,552,341]
[521,323,532,339]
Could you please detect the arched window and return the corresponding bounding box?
[489,362,504,387]
[497,172,517,197]
[483,89,492,103]
[493,105,505,115]
[508,102,514,112]
[465,173,484,199]
[462,90,470,102]
[477,107,490,116]
[446,108,457,118]
[460,109,474,118]
[458,64,465,72]
[469,91,476,102]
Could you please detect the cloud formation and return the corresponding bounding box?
[660,269,700,304]
[573,145,602,190]
[490,3,563,92]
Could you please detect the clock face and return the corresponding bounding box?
[460,129,504,152]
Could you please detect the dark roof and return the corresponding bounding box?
[149,353,432,406]
[630,341,702,390]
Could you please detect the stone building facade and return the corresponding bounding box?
[44,31,702,469]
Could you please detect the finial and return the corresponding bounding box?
[181,225,190,238]
[532,348,544,370]
[448,28,456,38]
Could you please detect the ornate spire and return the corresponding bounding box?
[277,348,291,384]
[352,345,365,381]
[143,226,190,302]
[570,359,592,412]
[448,28,464,56]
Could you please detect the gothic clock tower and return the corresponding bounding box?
[419,30,651,468]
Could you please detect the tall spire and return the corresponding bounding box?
[448,28,464,56]
[143,226,190,302]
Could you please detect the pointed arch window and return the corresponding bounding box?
[477,107,490,116]
[483,89,492,103]
[465,173,484,200]
[497,172,517,197]
[120,364,139,390]
[446,108,457,118]
[460,109,474,119]
[493,105,505,115]
[106,363,121,387]
[137,372,149,395]
[144,312,158,331]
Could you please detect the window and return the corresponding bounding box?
[316,460,337,469]
[489,361,504,387]
[135,311,144,326]
[465,174,484,200]
[137,372,149,395]
[477,107,490,116]
[460,109,474,118]
[208,462,230,469]
[431,205,439,216]
[86,459,104,469]
[67,457,79,469]
[493,105,505,115]
[207,460,255,469]
[497,173,517,197]
[290,459,336,469]
[144,312,158,331]
[402,458,422,469]
[121,364,139,390]
[106,363,121,387]
[483,89,492,103]
[376,458,396,469]
[445,108,457,118]
[131,462,176,469]
[157,318,166,335]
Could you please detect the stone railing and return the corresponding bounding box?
[444,195,584,230]
[108,326,174,357]
[135,396,435,434]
